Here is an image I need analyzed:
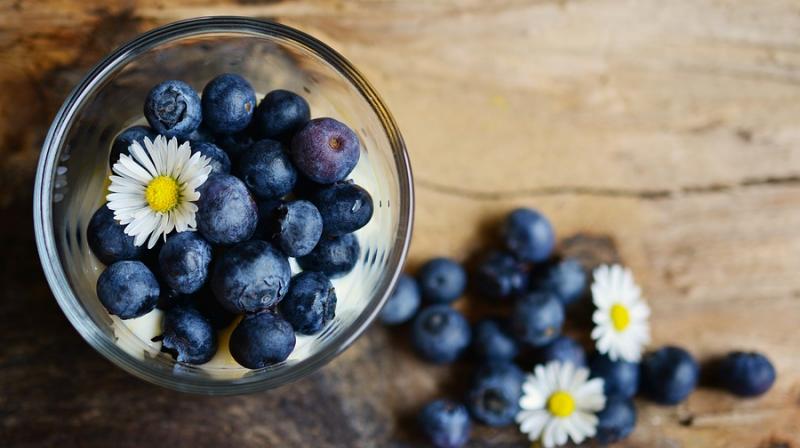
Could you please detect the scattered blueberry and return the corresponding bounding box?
[379,274,421,325]
[157,231,212,295]
[310,181,374,236]
[510,292,564,347]
[417,258,467,304]
[538,258,586,305]
[296,233,360,278]
[196,174,258,245]
[144,80,201,139]
[201,73,256,134]
[537,335,586,367]
[589,353,640,399]
[502,208,555,263]
[109,125,155,167]
[279,271,337,335]
[641,346,699,405]
[290,117,360,184]
[719,351,776,397]
[230,312,296,369]
[211,240,291,313]
[474,251,528,299]
[418,400,471,448]
[411,305,471,364]
[253,89,310,141]
[191,140,230,175]
[471,319,519,361]
[270,200,323,257]
[466,362,524,426]
[160,305,217,364]
[96,260,159,319]
[87,205,144,265]
[236,139,297,199]
[595,396,637,444]
[215,130,254,161]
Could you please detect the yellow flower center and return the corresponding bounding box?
[145,175,180,213]
[610,303,631,331]
[547,391,575,418]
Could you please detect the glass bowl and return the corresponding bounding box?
[33,17,413,394]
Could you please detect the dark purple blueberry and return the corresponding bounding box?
[719,351,776,397]
[87,205,144,265]
[271,200,323,257]
[160,305,217,365]
[379,274,421,325]
[596,396,637,444]
[201,73,256,135]
[96,260,159,319]
[510,291,564,347]
[235,139,297,199]
[502,208,555,263]
[418,400,471,448]
[109,125,155,167]
[310,181,373,236]
[538,258,587,305]
[296,233,360,278]
[211,240,291,314]
[253,89,310,141]
[215,130,254,161]
[290,118,360,184]
[230,312,296,368]
[641,346,699,405]
[467,362,524,427]
[411,305,471,364]
[196,174,258,245]
[471,319,519,361]
[417,258,467,304]
[157,232,212,295]
[143,80,201,139]
[537,335,586,367]
[191,140,230,175]
[590,353,640,399]
[279,271,337,335]
[474,251,528,299]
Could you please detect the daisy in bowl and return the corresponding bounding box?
[590,264,651,362]
[107,135,211,248]
[516,361,606,447]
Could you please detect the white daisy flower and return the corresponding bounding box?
[590,264,651,362]
[106,135,212,249]
[516,361,606,447]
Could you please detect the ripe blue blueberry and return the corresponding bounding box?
[96,260,159,319]
[211,240,291,314]
[538,258,586,305]
[160,305,217,365]
[296,233,360,278]
[235,139,297,200]
[595,396,637,444]
[109,125,155,167]
[418,400,471,448]
[641,346,699,405]
[471,319,519,361]
[230,312,296,369]
[417,258,467,304]
[253,89,310,141]
[270,200,323,257]
[379,274,421,325]
[411,305,471,364]
[466,362,524,427]
[144,80,201,139]
[474,251,528,299]
[157,231,212,295]
[196,174,258,245]
[537,336,586,367]
[310,181,374,236]
[589,353,640,399]
[510,292,564,347]
[279,271,337,335]
[190,140,230,175]
[719,351,776,397]
[290,117,360,184]
[87,205,144,265]
[215,130,254,161]
[502,208,555,263]
[201,73,256,134]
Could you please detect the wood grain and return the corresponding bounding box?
[1,0,799,446]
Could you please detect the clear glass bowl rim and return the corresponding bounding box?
[33,16,414,394]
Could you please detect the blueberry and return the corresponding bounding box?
[502,208,555,263]
[87,205,144,265]
[201,73,256,135]
[279,271,337,335]
[411,305,471,364]
[196,174,258,245]
[510,292,564,347]
[211,240,291,313]
[466,362,524,426]
[253,89,310,141]
[144,80,201,139]
[296,233,360,278]
[719,351,776,397]
[157,232,212,295]
[310,181,374,236]
[96,261,159,319]
[236,139,297,200]
[538,258,586,305]
[109,125,155,167]
[215,131,254,161]
[160,305,217,364]
[641,346,699,404]
[474,251,528,299]
[290,118,360,184]
[252,198,284,240]
[270,200,323,257]
[471,319,518,361]
[191,140,230,175]
[589,353,640,399]
[379,274,421,325]
[230,312,296,368]
[417,258,467,304]
[537,336,586,367]
[418,400,471,448]
[595,396,637,444]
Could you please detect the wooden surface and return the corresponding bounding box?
[2,1,800,446]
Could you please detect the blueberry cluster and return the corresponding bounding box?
[380,207,776,447]
[89,74,374,369]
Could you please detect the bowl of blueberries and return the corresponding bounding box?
[33,17,413,393]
